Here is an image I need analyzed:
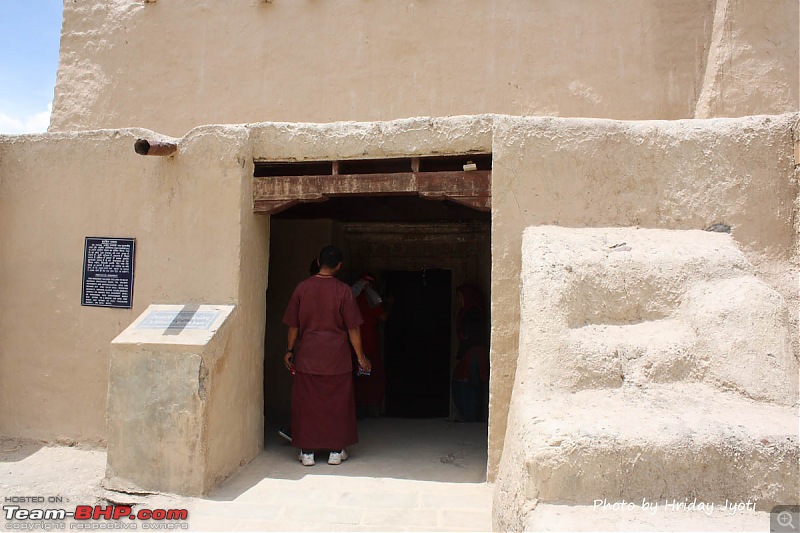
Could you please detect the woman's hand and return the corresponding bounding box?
[357,355,372,373]
[284,351,295,372]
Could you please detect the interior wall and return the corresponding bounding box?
[263,219,334,427]
[339,221,491,420]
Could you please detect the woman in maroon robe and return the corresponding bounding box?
[282,245,371,466]
[352,272,389,416]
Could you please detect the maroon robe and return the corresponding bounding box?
[353,293,386,408]
[283,275,363,450]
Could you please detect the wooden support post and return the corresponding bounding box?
[134,139,177,157]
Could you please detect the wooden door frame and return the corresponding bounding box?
[253,156,491,215]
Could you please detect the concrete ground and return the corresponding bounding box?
[0,418,492,532]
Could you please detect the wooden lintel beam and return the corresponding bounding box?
[418,192,491,211]
[415,171,491,196]
[254,173,415,201]
[252,169,491,214]
[253,196,329,215]
[253,171,491,202]
[448,196,492,211]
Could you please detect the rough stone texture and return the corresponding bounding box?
[107,351,204,492]
[488,112,799,478]
[493,227,799,532]
[695,0,800,119]
[106,304,235,495]
[513,229,796,404]
[49,0,728,136]
[248,115,494,162]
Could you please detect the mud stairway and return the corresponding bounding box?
[495,227,799,532]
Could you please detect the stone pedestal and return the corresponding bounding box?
[105,304,235,496]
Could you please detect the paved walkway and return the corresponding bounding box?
[191,473,492,531]
[1,419,493,532]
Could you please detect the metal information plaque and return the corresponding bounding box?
[81,237,136,309]
[137,310,220,330]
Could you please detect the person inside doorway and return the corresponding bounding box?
[351,272,391,418]
[452,283,489,422]
[282,245,371,466]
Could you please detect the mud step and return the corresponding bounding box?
[565,318,697,389]
[519,384,798,511]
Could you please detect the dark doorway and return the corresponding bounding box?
[383,269,452,418]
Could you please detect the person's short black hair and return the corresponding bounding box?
[318,245,343,268]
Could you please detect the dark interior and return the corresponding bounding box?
[382,269,452,418]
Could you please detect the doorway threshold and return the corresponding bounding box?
[195,418,491,531]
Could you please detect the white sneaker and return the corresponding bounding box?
[328,449,348,465]
[298,451,315,466]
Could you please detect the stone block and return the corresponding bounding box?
[105,304,235,495]
[494,227,800,532]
